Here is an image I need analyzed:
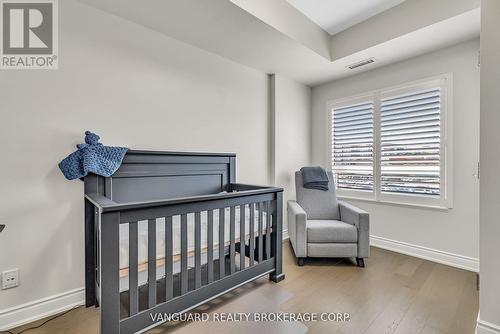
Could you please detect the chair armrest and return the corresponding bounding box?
[338,200,370,258]
[287,200,307,258]
[338,200,368,226]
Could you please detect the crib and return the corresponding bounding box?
[83,150,284,334]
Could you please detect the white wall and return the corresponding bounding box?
[0,0,281,324]
[272,74,312,229]
[311,40,480,267]
[478,0,500,332]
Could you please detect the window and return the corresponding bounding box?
[329,75,452,208]
[380,88,441,197]
[331,100,374,192]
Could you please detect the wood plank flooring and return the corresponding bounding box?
[8,241,478,334]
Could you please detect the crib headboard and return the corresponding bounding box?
[84,150,236,203]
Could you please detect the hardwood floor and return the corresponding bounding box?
[8,242,478,334]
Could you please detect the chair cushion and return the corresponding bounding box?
[295,171,340,220]
[306,220,358,243]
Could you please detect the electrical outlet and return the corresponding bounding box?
[2,269,19,289]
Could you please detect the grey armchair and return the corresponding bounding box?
[288,171,370,267]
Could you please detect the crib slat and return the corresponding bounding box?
[266,201,271,260]
[180,214,188,295]
[219,208,225,279]
[99,212,120,334]
[229,207,236,274]
[129,222,138,316]
[239,205,245,270]
[194,212,201,289]
[207,210,214,284]
[165,217,173,301]
[147,219,156,308]
[258,202,263,262]
[249,203,255,266]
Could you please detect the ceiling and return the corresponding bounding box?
[287,0,407,35]
[80,0,480,86]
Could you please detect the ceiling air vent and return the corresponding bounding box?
[347,58,375,70]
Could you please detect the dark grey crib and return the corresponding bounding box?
[83,150,284,334]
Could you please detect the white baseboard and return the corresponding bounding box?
[370,235,479,272]
[477,318,500,334]
[283,229,289,240]
[0,287,85,331]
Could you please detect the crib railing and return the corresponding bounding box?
[86,185,283,334]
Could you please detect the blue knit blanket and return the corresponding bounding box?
[59,131,128,180]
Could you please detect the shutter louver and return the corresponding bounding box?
[380,88,441,196]
[332,101,374,191]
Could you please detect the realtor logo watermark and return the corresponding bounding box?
[1,0,58,69]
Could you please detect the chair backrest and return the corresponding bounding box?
[295,171,340,220]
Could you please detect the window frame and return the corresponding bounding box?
[326,74,453,210]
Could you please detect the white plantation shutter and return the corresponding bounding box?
[380,88,441,196]
[328,75,451,208]
[331,101,374,191]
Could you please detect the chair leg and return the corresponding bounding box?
[356,257,365,268]
[297,257,305,266]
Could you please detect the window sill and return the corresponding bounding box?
[337,195,451,212]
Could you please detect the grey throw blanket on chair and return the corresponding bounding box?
[300,166,329,191]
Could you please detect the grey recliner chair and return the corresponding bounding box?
[288,171,370,267]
